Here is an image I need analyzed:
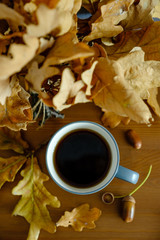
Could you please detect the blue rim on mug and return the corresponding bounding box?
[46,121,120,195]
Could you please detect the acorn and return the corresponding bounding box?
[122,195,136,223]
[125,129,142,149]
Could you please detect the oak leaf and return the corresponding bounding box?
[52,61,98,111]
[147,88,160,117]
[84,0,134,42]
[26,4,72,38]
[120,0,157,30]
[0,77,33,131]
[92,54,154,125]
[56,203,101,231]
[12,157,61,240]
[0,127,29,153]
[0,34,39,81]
[104,22,160,61]
[0,155,27,189]
[44,32,95,66]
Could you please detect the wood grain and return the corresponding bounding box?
[0,102,160,240]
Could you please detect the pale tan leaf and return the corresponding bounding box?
[121,0,158,30]
[56,203,101,231]
[26,4,72,37]
[92,55,153,124]
[116,48,160,98]
[147,88,160,117]
[0,3,24,28]
[152,1,160,18]
[84,0,134,42]
[0,78,11,105]
[0,34,39,81]
[12,157,61,240]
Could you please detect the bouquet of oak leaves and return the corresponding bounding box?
[0,0,160,131]
[0,1,159,239]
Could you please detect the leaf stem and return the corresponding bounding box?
[89,0,95,13]
[114,165,152,199]
[0,156,27,173]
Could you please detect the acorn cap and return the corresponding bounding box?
[122,195,136,204]
[102,192,115,204]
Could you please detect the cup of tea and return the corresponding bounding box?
[46,121,139,195]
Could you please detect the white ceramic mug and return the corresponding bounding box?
[46,121,139,195]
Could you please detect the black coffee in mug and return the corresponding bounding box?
[53,129,111,188]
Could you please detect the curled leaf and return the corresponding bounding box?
[56,203,101,232]
[147,88,160,117]
[0,77,33,131]
[12,157,61,240]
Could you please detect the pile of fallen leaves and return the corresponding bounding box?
[0,127,101,240]
[0,0,160,130]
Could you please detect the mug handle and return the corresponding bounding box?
[115,166,139,184]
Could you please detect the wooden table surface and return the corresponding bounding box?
[0,102,160,240]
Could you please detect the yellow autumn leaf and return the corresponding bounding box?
[0,155,27,189]
[56,203,101,231]
[0,127,29,153]
[12,157,61,240]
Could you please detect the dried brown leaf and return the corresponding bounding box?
[56,203,101,231]
[44,32,95,66]
[0,127,29,153]
[0,155,27,189]
[147,88,160,117]
[104,22,160,61]
[121,0,158,30]
[0,77,33,131]
[92,53,155,125]
[84,0,134,42]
